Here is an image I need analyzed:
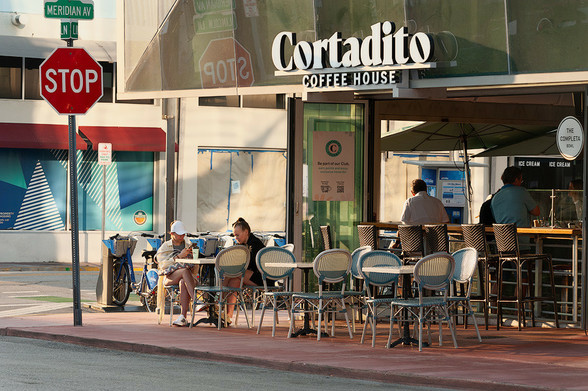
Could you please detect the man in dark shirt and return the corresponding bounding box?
[224,217,266,321]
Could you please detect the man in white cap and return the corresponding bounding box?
[156,220,197,326]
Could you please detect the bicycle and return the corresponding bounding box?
[134,233,164,311]
[102,232,153,306]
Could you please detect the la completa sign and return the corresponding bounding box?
[272,21,440,90]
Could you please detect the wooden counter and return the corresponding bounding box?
[361,221,582,238]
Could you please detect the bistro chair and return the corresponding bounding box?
[156,281,181,326]
[191,246,251,330]
[288,249,353,341]
[358,250,402,347]
[388,253,458,352]
[281,243,295,252]
[397,225,424,263]
[320,225,333,250]
[446,248,482,342]
[357,224,378,249]
[461,224,498,330]
[492,223,559,330]
[255,247,297,337]
[346,246,372,331]
[424,224,449,254]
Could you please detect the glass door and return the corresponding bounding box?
[301,103,365,263]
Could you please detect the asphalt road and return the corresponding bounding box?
[0,336,452,391]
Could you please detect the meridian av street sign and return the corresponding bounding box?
[44,0,94,20]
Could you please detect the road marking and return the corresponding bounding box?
[0,302,71,317]
[2,291,40,294]
[0,304,37,307]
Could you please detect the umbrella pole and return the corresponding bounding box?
[461,135,473,224]
[582,87,587,332]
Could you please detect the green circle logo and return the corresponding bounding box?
[325,140,342,157]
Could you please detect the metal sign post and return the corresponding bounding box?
[41,1,96,327]
[98,143,112,241]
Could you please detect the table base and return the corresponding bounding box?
[388,335,428,348]
[290,327,329,338]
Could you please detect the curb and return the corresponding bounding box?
[0,327,542,391]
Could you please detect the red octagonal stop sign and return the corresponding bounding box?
[199,38,254,88]
[40,48,103,115]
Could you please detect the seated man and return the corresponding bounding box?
[491,166,539,228]
[400,179,449,225]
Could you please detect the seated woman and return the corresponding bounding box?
[223,217,266,322]
[156,220,197,326]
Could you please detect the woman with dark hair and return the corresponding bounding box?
[224,217,265,322]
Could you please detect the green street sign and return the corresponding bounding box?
[61,20,78,39]
[194,0,234,14]
[45,0,94,20]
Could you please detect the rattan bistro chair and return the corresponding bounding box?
[256,247,297,337]
[288,249,354,341]
[424,224,449,254]
[190,246,251,330]
[492,223,559,330]
[461,224,498,330]
[397,225,424,263]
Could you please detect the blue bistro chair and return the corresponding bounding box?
[359,250,402,347]
[191,246,251,330]
[289,249,354,341]
[389,253,458,352]
[447,247,482,343]
[255,247,297,337]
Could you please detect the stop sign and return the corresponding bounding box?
[40,48,103,115]
[199,38,254,88]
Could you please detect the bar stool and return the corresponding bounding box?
[357,224,377,249]
[320,225,332,250]
[397,225,423,263]
[493,223,559,330]
[424,224,449,254]
[461,224,498,330]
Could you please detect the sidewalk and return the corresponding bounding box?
[1,308,587,390]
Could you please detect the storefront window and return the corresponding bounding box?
[196,148,287,232]
[24,58,43,100]
[0,56,22,99]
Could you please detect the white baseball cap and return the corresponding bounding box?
[170,220,187,235]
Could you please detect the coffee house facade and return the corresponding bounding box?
[119,1,588,328]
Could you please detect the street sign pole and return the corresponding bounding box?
[66,37,82,327]
[43,0,96,327]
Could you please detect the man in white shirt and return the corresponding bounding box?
[400,179,450,225]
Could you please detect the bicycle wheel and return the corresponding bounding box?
[112,261,131,306]
[139,278,157,312]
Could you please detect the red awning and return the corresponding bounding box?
[78,126,174,152]
[0,122,88,150]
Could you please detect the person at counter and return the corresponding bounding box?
[223,217,266,322]
[400,179,449,225]
[491,166,539,228]
[156,220,197,327]
[569,179,583,220]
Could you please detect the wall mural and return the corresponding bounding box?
[0,149,153,231]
